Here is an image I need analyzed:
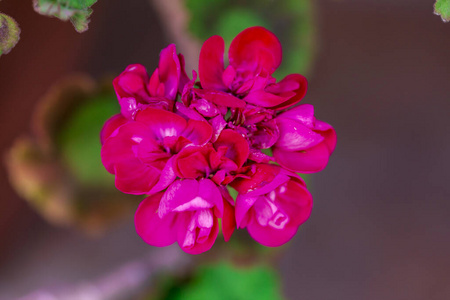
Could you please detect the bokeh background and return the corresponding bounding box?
[1,0,450,299]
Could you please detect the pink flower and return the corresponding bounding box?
[135,178,227,254]
[198,26,307,110]
[231,163,313,247]
[173,129,249,185]
[101,107,212,194]
[99,26,336,254]
[113,45,189,119]
[273,104,336,173]
[228,104,279,150]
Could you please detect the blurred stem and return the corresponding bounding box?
[149,0,201,72]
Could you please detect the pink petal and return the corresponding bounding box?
[118,97,139,120]
[214,129,249,168]
[277,104,315,128]
[248,149,272,163]
[265,78,299,94]
[135,193,178,247]
[222,65,236,88]
[159,179,223,218]
[175,102,206,121]
[181,70,197,106]
[220,188,236,242]
[148,156,177,194]
[113,64,150,100]
[174,146,211,178]
[249,119,279,149]
[277,177,312,223]
[114,159,160,194]
[182,119,213,145]
[159,180,199,217]
[314,120,337,153]
[231,163,278,194]
[136,108,187,140]
[271,74,308,110]
[229,26,282,75]
[119,97,160,120]
[244,90,292,108]
[178,213,219,255]
[235,78,255,94]
[273,142,332,173]
[158,44,181,100]
[210,114,227,142]
[198,179,224,216]
[275,117,324,151]
[235,194,258,228]
[100,114,128,145]
[243,175,312,247]
[191,98,221,117]
[209,146,238,173]
[177,53,191,94]
[199,35,227,91]
[194,89,246,108]
[101,122,155,173]
[148,68,162,97]
[244,171,290,198]
[231,164,292,197]
[136,139,169,166]
[211,170,226,186]
[246,215,300,247]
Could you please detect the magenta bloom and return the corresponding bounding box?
[228,104,279,150]
[231,164,312,247]
[198,26,307,110]
[135,179,224,254]
[101,107,212,194]
[100,26,336,254]
[173,129,249,185]
[273,104,337,173]
[113,44,189,119]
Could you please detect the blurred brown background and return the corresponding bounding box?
[1,0,449,299]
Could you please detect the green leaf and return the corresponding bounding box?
[435,0,450,22]
[69,9,92,33]
[160,262,285,300]
[33,0,98,32]
[227,185,238,200]
[58,93,119,188]
[0,13,20,56]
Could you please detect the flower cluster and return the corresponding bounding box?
[101,27,336,254]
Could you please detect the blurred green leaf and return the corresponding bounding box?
[186,0,227,39]
[435,0,450,22]
[186,0,315,76]
[214,8,269,48]
[298,172,310,186]
[0,13,20,56]
[261,148,273,157]
[69,9,93,32]
[58,93,119,188]
[160,262,285,300]
[33,0,97,32]
[227,185,238,200]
